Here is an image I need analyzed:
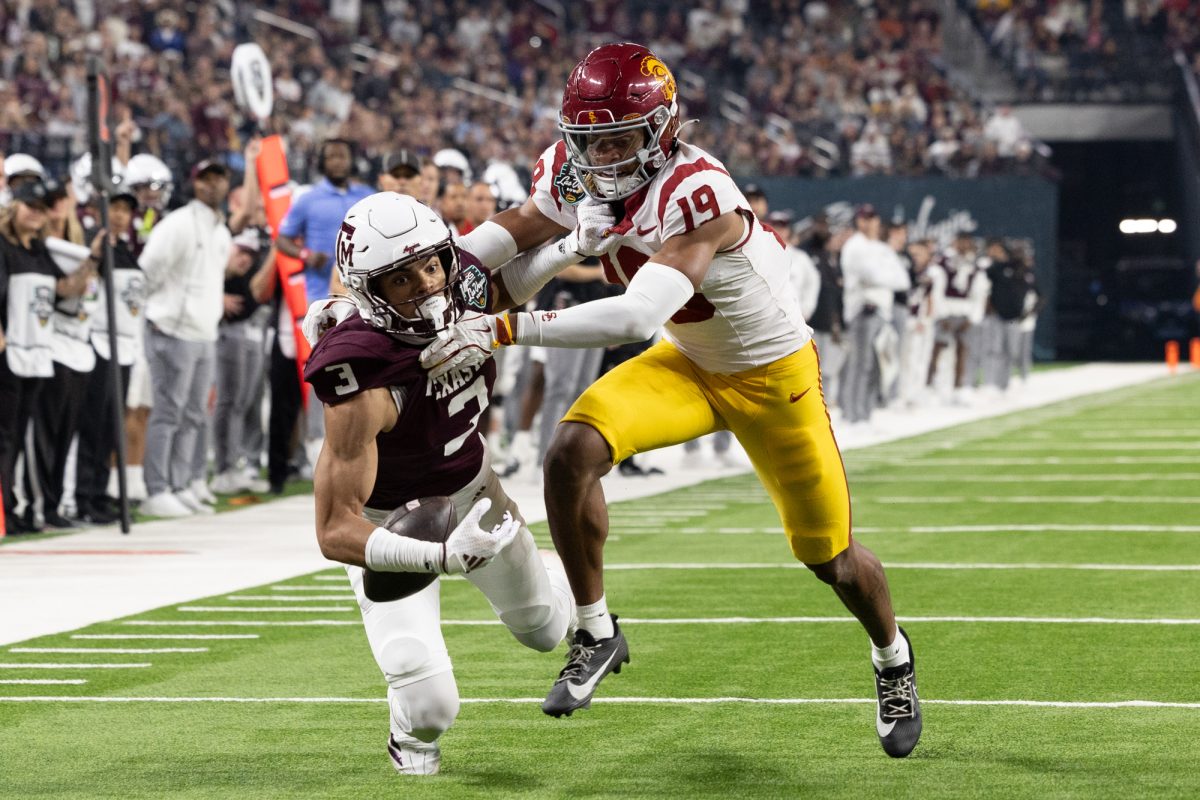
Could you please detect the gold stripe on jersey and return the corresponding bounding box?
[561,339,851,564]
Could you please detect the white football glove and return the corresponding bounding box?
[419,312,498,380]
[441,498,519,575]
[302,297,357,345]
[564,199,619,257]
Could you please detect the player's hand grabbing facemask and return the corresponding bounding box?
[442,498,520,574]
[419,312,498,380]
[564,199,619,258]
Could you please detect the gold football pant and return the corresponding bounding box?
[562,339,851,564]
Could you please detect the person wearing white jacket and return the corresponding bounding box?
[839,206,911,425]
[138,159,232,518]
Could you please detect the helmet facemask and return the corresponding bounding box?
[561,103,678,201]
[342,240,464,344]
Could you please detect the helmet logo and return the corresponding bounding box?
[588,110,598,124]
[403,243,420,255]
[640,56,676,102]
[336,221,356,268]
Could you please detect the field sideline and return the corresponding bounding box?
[0,370,1197,798]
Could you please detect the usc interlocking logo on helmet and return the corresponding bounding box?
[559,42,683,201]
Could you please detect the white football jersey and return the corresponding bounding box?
[530,140,810,374]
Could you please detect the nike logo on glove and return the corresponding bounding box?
[789,389,811,403]
[566,651,619,700]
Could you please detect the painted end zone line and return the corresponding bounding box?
[120,616,1200,627]
[0,696,1195,710]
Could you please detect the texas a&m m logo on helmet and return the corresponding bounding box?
[559,42,682,201]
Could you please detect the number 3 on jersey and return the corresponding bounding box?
[443,374,489,456]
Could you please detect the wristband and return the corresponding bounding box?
[494,313,517,347]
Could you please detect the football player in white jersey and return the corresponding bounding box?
[431,42,923,757]
[310,42,922,758]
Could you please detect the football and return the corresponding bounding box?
[363,496,458,603]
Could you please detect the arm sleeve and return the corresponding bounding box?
[457,219,519,269]
[513,262,694,348]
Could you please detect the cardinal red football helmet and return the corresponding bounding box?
[560,42,682,201]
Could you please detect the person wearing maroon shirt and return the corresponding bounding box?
[304,191,575,776]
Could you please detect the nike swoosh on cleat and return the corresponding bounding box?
[876,715,896,738]
[566,651,619,700]
[789,389,810,403]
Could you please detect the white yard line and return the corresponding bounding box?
[270,586,351,592]
[9,648,207,654]
[0,695,1196,710]
[177,606,356,613]
[848,457,1200,465]
[603,562,1200,572]
[226,595,352,601]
[871,496,1200,505]
[0,679,87,685]
[608,524,1200,535]
[121,616,1200,627]
[72,634,258,640]
[0,663,152,669]
[850,473,1200,482]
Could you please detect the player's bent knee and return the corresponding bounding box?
[376,636,433,681]
[544,422,612,481]
[499,604,561,652]
[390,674,460,743]
[804,545,855,587]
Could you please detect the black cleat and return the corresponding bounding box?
[542,616,630,718]
[873,626,922,758]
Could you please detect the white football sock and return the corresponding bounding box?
[871,630,911,670]
[577,595,614,640]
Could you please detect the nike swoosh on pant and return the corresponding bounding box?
[567,650,619,700]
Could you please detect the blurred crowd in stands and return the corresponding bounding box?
[0,1,1051,536]
[968,0,1189,100]
[0,0,1057,182]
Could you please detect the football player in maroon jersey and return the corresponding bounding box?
[304,191,580,775]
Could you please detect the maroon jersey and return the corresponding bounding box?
[304,262,496,509]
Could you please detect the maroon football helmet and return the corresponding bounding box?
[560,42,682,201]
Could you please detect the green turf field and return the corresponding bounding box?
[2,374,1198,799]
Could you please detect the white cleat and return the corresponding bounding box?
[387,734,441,775]
[174,488,215,515]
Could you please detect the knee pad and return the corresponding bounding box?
[376,636,433,683]
[388,673,460,743]
[500,604,562,652]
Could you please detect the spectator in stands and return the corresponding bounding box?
[138,158,232,518]
[465,181,497,231]
[983,105,1027,158]
[376,150,423,197]
[437,180,471,236]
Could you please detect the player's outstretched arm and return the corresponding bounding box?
[313,388,397,568]
[419,212,743,379]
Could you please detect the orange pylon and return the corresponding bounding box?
[1166,340,1180,374]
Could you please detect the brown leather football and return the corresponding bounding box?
[363,496,458,602]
